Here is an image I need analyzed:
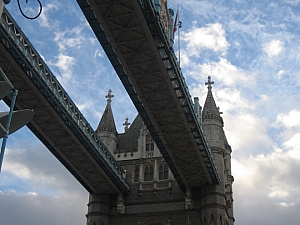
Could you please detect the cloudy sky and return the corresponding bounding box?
[1,0,300,224]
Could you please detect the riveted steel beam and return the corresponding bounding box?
[0,8,130,195]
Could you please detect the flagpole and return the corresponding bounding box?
[178,5,180,67]
[173,5,181,67]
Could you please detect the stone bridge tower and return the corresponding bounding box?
[86,77,234,225]
[201,76,234,225]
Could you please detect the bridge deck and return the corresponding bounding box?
[77,0,221,191]
[0,8,129,195]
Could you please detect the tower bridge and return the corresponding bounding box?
[77,0,221,191]
[1,0,220,194]
[0,1,234,224]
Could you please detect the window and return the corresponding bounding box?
[159,165,168,180]
[144,166,154,181]
[134,166,139,182]
[146,134,154,151]
[149,166,154,181]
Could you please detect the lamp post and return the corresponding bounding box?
[1,0,11,15]
[0,68,34,172]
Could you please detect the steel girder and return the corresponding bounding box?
[0,9,130,195]
[77,0,221,191]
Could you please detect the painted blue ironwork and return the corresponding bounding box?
[0,8,130,194]
[0,68,16,172]
[77,0,221,189]
[0,90,17,172]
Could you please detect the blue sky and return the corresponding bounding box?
[1,0,300,224]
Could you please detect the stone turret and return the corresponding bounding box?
[87,90,118,225]
[95,89,118,153]
[201,76,235,225]
[87,82,234,225]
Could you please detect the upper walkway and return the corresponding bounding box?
[77,0,221,191]
[0,8,130,195]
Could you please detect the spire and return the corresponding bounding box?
[202,76,223,125]
[96,89,117,134]
[123,117,130,133]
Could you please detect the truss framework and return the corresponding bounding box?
[0,8,129,195]
[77,0,221,191]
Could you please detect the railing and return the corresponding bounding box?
[140,0,221,184]
[0,8,130,194]
[76,0,189,189]
[77,0,220,188]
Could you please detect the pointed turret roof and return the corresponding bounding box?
[202,76,223,126]
[96,89,117,133]
[117,115,143,152]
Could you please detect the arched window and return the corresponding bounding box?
[144,166,149,181]
[159,165,168,180]
[146,134,154,151]
[144,166,154,181]
[134,166,139,182]
[149,166,154,181]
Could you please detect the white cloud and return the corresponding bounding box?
[0,189,87,225]
[77,102,90,111]
[263,40,284,57]
[27,192,38,196]
[275,110,300,128]
[286,0,300,5]
[93,49,104,58]
[54,27,84,51]
[284,134,300,155]
[50,53,75,81]
[4,160,32,179]
[278,69,285,78]
[182,23,229,57]
[38,4,59,28]
[197,58,254,86]
[233,146,300,222]
[224,113,273,154]
[215,88,254,112]
[268,187,289,199]
[0,138,88,225]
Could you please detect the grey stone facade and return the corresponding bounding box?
[87,77,234,225]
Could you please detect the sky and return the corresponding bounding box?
[1,0,300,224]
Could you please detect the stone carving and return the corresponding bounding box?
[116,194,125,214]
[185,189,194,210]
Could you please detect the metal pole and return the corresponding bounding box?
[178,6,180,67]
[0,90,18,172]
[0,68,14,89]
[0,1,4,15]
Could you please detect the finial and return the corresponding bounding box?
[105,89,114,102]
[205,76,214,88]
[123,117,130,132]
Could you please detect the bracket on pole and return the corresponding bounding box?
[0,68,34,172]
